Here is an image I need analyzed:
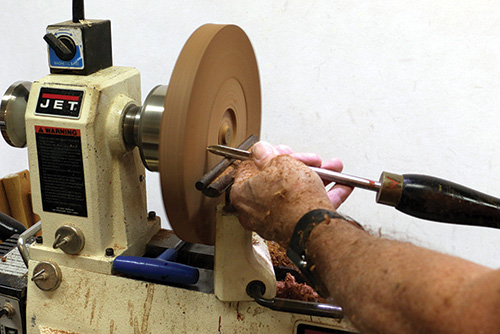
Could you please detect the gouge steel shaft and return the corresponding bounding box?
[208,145,500,229]
[207,145,381,191]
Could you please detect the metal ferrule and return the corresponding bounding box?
[376,171,404,206]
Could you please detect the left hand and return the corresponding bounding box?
[230,141,351,247]
[274,144,353,209]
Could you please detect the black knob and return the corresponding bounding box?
[44,33,77,61]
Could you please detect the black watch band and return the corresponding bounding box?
[286,209,357,298]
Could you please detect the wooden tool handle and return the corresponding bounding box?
[395,174,500,229]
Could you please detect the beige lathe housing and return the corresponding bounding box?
[0,3,358,333]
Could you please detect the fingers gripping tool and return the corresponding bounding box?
[208,145,500,230]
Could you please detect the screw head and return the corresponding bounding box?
[105,248,114,257]
[35,236,43,244]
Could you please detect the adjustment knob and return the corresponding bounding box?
[31,261,62,291]
[53,225,85,255]
[0,302,15,319]
[43,33,76,61]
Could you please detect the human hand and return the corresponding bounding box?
[230,141,337,247]
[274,144,354,209]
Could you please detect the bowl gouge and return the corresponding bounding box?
[208,145,500,229]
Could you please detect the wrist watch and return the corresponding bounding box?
[286,209,361,298]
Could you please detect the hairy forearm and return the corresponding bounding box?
[307,219,496,334]
[230,149,499,332]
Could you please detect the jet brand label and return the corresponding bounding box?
[36,88,84,118]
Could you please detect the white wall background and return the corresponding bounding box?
[1,1,499,267]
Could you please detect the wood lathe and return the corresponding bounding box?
[0,1,358,333]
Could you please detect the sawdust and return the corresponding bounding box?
[276,273,324,303]
[267,241,325,303]
[266,241,295,268]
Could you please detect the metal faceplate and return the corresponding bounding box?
[0,81,32,148]
[122,85,167,171]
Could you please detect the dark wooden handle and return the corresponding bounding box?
[395,174,500,229]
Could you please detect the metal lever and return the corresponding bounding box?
[113,240,199,285]
[43,34,76,61]
[18,221,42,267]
[246,280,344,319]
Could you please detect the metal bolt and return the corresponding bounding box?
[35,236,43,244]
[148,211,156,220]
[105,248,114,257]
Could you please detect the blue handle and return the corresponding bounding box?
[113,255,199,285]
[157,248,178,261]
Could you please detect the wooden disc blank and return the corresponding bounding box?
[159,24,261,245]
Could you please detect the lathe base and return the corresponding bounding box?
[26,262,358,333]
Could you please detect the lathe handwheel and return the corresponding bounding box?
[159,24,261,245]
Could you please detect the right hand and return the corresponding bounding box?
[230,141,337,247]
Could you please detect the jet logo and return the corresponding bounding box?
[36,88,84,118]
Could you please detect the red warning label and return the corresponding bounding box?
[35,126,81,136]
